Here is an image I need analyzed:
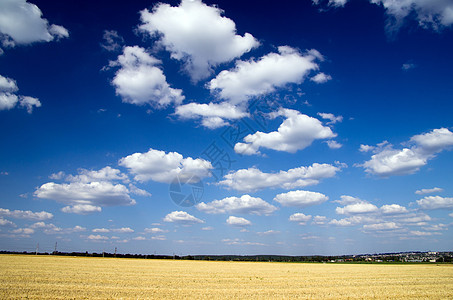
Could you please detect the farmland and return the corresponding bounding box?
[1,254,452,299]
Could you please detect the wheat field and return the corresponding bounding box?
[1,254,452,299]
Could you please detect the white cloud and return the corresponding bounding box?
[61,205,101,214]
[314,0,453,32]
[317,112,343,125]
[0,217,16,227]
[363,222,400,231]
[119,148,212,183]
[398,213,432,224]
[326,140,343,149]
[336,202,379,215]
[334,195,363,205]
[416,196,453,209]
[226,216,251,227]
[66,166,129,183]
[274,190,328,208]
[175,102,248,129]
[196,195,277,215]
[112,227,134,233]
[128,184,151,197]
[133,236,146,241]
[101,30,124,52]
[380,204,408,214]
[289,213,312,225]
[31,222,85,235]
[312,215,328,225]
[139,0,258,82]
[361,128,453,177]
[359,144,375,152]
[415,187,444,195]
[219,163,340,192]
[209,47,321,105]
[329,215,379,226]
[201,226,214,231]
[163,211,204,225]
[92,228,110,233]
[371,0,453,32]
[257,230,280,235]
[88,234,109,240]
[235,108,336,155]
[11,228,34,235]
[144,227,166,234]
[110,46,184,108]
[410,231,435,237]
[0,75,41,113]
[0,208,53,220]
[35,179,136,214]
[310,72,332,83]
[449,213,453,218]
[423,224,448,231]
[0,0,68,46]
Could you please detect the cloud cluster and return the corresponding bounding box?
[360,128,453,177]
[196,195,277,215]
[35,167,139,214]
[0,0,68,48]
[417,196,453,210]
[139,0,259,82]
[110,46,184,108]
[289,213,312,225]
[313,0,453,33]
[234,108,337,155]
[119,148,212,183]
[0,75,41,113]
[0,208,53,220]
[219,163,340,192]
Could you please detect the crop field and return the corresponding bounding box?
[1,255,452,299]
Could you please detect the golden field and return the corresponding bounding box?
[1,254,452,299]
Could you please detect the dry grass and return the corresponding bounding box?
[1,254,452,299]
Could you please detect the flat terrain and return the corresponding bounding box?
[1,255,452,299]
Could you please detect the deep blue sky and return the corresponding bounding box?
[1,0,452,255]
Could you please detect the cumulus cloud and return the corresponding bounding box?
[226,216,251,227]
[310,72,332,83]
[88,234,109,240]
[415,187,444,195]
[380,204,408,214]
[312,215,328,225]
[144,227,167,234]
[0,0,68,47]
[34,167,136,214]
[234,108,336,155]
[416,196,453,209]
[196,195,277,215]
[0,208,53,220]
[329,215,379,226]
[163,211,204,225]
[175,102,249,129]
[110,46,184,108]
[0,74,41,113]
[92,228,110,233]
[336,202,379,215]
[219,163,340,192]
[139,0,258,82]
[119,148,212,183]
[209,47,321,105]
[326,140,343,149]
[289,213,312,225]
[274,190,328,208]
[361,128,453,177]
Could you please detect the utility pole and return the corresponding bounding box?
[53,242,57,254]
[114,247,117,258]
[35,243,39,255]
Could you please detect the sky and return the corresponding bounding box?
[0,0,453,256]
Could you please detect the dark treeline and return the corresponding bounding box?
[1,250,452,263]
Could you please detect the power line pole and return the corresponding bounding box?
[54,242,57,254]
[35,243,39,255]
[114,247,117,258]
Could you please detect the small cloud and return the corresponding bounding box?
[415,187,443,195]
[226,216,251,227]
[402,63,416,71]
[326,140,342,149]
[201,226,214,231]
[310,72,332,83]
